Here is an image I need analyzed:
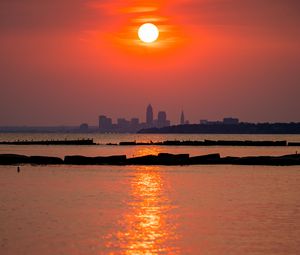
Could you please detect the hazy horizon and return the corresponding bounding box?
[1,0,299,126]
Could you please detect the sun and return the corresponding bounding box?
[138,23,159,43]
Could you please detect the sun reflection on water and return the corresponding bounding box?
[105,166,179,255]
[132,146,162,157]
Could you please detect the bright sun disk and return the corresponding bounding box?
[138,23,159,43]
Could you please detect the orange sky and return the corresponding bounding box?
[0,0,299,125]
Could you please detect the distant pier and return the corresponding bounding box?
[0,139,96,145]
[111,140,299,147]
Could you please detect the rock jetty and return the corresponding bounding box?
[1,153,300,166]
[115,140,293,146]
[0,139,96,145]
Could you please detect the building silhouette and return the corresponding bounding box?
[146,104,153,127]
[200,118,239,125]
[223,118,239,125]
[157,111,170,128]
[79,123,89,131]
[98,104,171,133]
[131,118,139,127]
[180,111,185,125]
[99,115,112,132]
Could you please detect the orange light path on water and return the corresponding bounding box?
[132,146,162,157]
[105,165,179,254]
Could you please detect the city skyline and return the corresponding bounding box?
[99,104,172,133]
[0,0,299,126]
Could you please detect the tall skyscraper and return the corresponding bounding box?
[158,111,167,123]
[146,104,153,126]
[180,111,185,125]
[157,111,170,128]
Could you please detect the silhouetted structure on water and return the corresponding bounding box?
[139,122,300,134]
[98,104,171,133]
[1,153,300,166]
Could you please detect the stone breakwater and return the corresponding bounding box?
[0,139,95,145]
[114,140,300,146]
[1,153,300,166]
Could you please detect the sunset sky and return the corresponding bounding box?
[1,0,299,126]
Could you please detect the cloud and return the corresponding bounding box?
[174,0,300,33]
[1,0,299,34]
[0,0,106,34]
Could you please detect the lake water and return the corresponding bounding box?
[1,133,300,158]
[1,134,300,255]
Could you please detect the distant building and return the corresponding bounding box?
[200,119,209,124]
[180,111,185,125]
[200,118,239,125]
[99,115,112,132]
[131,118,139,126]
[158,111,166,128]
[157,111,170,128]
[130,118,140,132]
[223,118,239,125]
[117,118,130,132]
[200,119,222,125]
[79,123,89,132]
[146,104,153,127]
[98,104,171,133]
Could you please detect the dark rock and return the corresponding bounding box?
[119,142,136,145]
[64,155,94,165]
[236,156,275,165]
[127,153,190,165]
[0,154,29,165]
[117,139,289,146]
[127,155,159,165]
[0,139,95,145]
[189,153,221,164]
[157,153,190,165]
[233,154,297,165]
[277,154,300,160]
[219,156,240,164]
[64,155,126,165]
[2,153,300,166]
[275,154,300,165]
[93,155,127,165]
[162,140,181,146]
[29,156,63,165]
[288,142,300,146]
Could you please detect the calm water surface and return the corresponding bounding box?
[1,134,300,254]
[1,165,300,255]
[1,133,300,157]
